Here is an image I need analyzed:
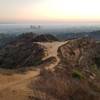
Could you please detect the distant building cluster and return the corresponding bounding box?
[30,25,41,29]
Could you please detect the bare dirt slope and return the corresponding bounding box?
[0,41,67,100]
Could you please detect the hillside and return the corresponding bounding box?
[0,33,45,69]
[0,38,99,100]
[32,38,100,100]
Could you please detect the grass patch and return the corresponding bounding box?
[89,81,100,93]
[32,60,43,66]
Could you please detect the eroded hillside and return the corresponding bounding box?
[32,38,100,100]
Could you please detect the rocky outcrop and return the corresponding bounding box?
[57,38,97,69]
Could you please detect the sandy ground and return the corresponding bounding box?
[0,41,67,100]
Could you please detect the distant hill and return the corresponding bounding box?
[33,34,59,42]
[55,30,100,41]
[9,32,37,44]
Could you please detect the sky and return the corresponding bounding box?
[0,0,100,24]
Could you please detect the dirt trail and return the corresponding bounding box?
[0,41,67,100]
[38,42,67,69]
[0,70,39,91]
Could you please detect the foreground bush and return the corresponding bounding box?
[30,69,100,100]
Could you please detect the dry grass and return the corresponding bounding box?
[30,72,69,100]
[30,67,100,100]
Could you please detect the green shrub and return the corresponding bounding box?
[32,60,42,66]
[91,64,98,71]
[72,69,85,79]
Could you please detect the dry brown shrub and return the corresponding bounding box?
[30,68,100,100]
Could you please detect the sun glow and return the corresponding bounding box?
[34,0,100,22]
[0,0,100,23]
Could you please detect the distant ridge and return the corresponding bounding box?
[55,30,100,41]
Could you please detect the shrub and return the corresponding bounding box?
[91,64,98,71]
[95,57,100,68]
[72,69,85,79]
[30,72,69,100]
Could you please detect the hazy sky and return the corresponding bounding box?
[0,0,100,23]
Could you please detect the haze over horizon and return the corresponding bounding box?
[0,0,100,24]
